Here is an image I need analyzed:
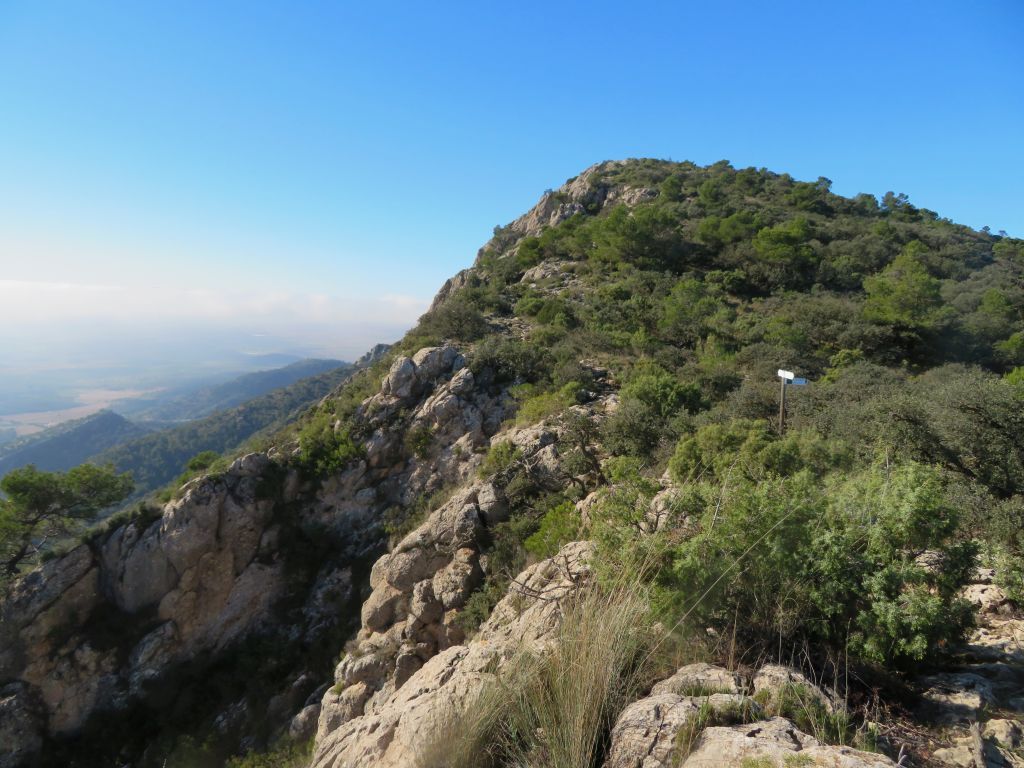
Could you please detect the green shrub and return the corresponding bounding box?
[600,398,666,457]
[404,424,434,459]
[512,381,581,425]
[668,420,849,484]
[524,501,580,559]
[471,336,551,384]
[659,460,975,669]
[225,738,312,768]
[454,579,507,635]
[862,244,945,330]
[296,409,363,476]
[185,450,221,472]
[478,441,522,479]
[170,451,231,497]
[418,293,490,341]
[620,367,703,419]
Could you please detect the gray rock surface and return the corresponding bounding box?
[311,541,595,768]
[681,717,895,767]
[603,692,753,768]
[651,663,747,696]
[0,683,44,768]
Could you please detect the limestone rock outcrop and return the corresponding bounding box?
[650,662,747,696]
[311,541,594,768]
[0,455,284,742]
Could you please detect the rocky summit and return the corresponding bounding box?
[3,158,1024,768]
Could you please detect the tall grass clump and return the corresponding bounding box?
[417,581,655,768]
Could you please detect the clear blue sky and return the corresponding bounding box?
[0,0,1022,363]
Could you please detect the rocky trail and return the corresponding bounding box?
[913,572,1024,767]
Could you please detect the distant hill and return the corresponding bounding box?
[116,358,347,421]
[0,410,152,475]
[91,361,357,498]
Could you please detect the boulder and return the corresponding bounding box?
[961,582,1010,616]
[381,356,416,399]
[408,580,444,626]
[753,664,835,713]
[680,717,895,767]
[412,346,463,382]
[985,718,1024,749]
[651,663,747,696]
[448,366,474,395]
[432,548,482,610]
[604,693,753,768]
[476,483,508,525]
[289,703,321,741]
[965,618,1024,664]
[920,672,999,723]
[360,585,406,634]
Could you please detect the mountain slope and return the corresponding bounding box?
[0,410,151,475]
[117,358,347,422]
[4,159,1024,768]
[89,361,357,498]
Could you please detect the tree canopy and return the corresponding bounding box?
[0,463,132,579]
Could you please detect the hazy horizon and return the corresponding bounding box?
[2,1,1022,422]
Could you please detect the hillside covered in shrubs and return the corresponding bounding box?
[378,157,1024,661]
[6,158,1024,768]
[279,159,1024,767]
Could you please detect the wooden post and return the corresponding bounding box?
[779,377,787,433]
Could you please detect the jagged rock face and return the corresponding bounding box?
[311,541,595,768]
[0,343,507,766]
[0,454,284,745]
[319,414,569,714]
[0,683,44,768]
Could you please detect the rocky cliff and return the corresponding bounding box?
[0,342,511,766]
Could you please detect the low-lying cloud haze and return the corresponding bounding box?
[0,279,427,354]
[0,278,429,416]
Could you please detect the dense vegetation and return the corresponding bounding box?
[405,158,1024,673]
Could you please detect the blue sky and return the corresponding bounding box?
[0,0,1022,364]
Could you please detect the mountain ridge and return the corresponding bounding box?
[3,158,1024,768]
[115,358,348,422]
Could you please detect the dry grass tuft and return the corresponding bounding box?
[417,580,655,768]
